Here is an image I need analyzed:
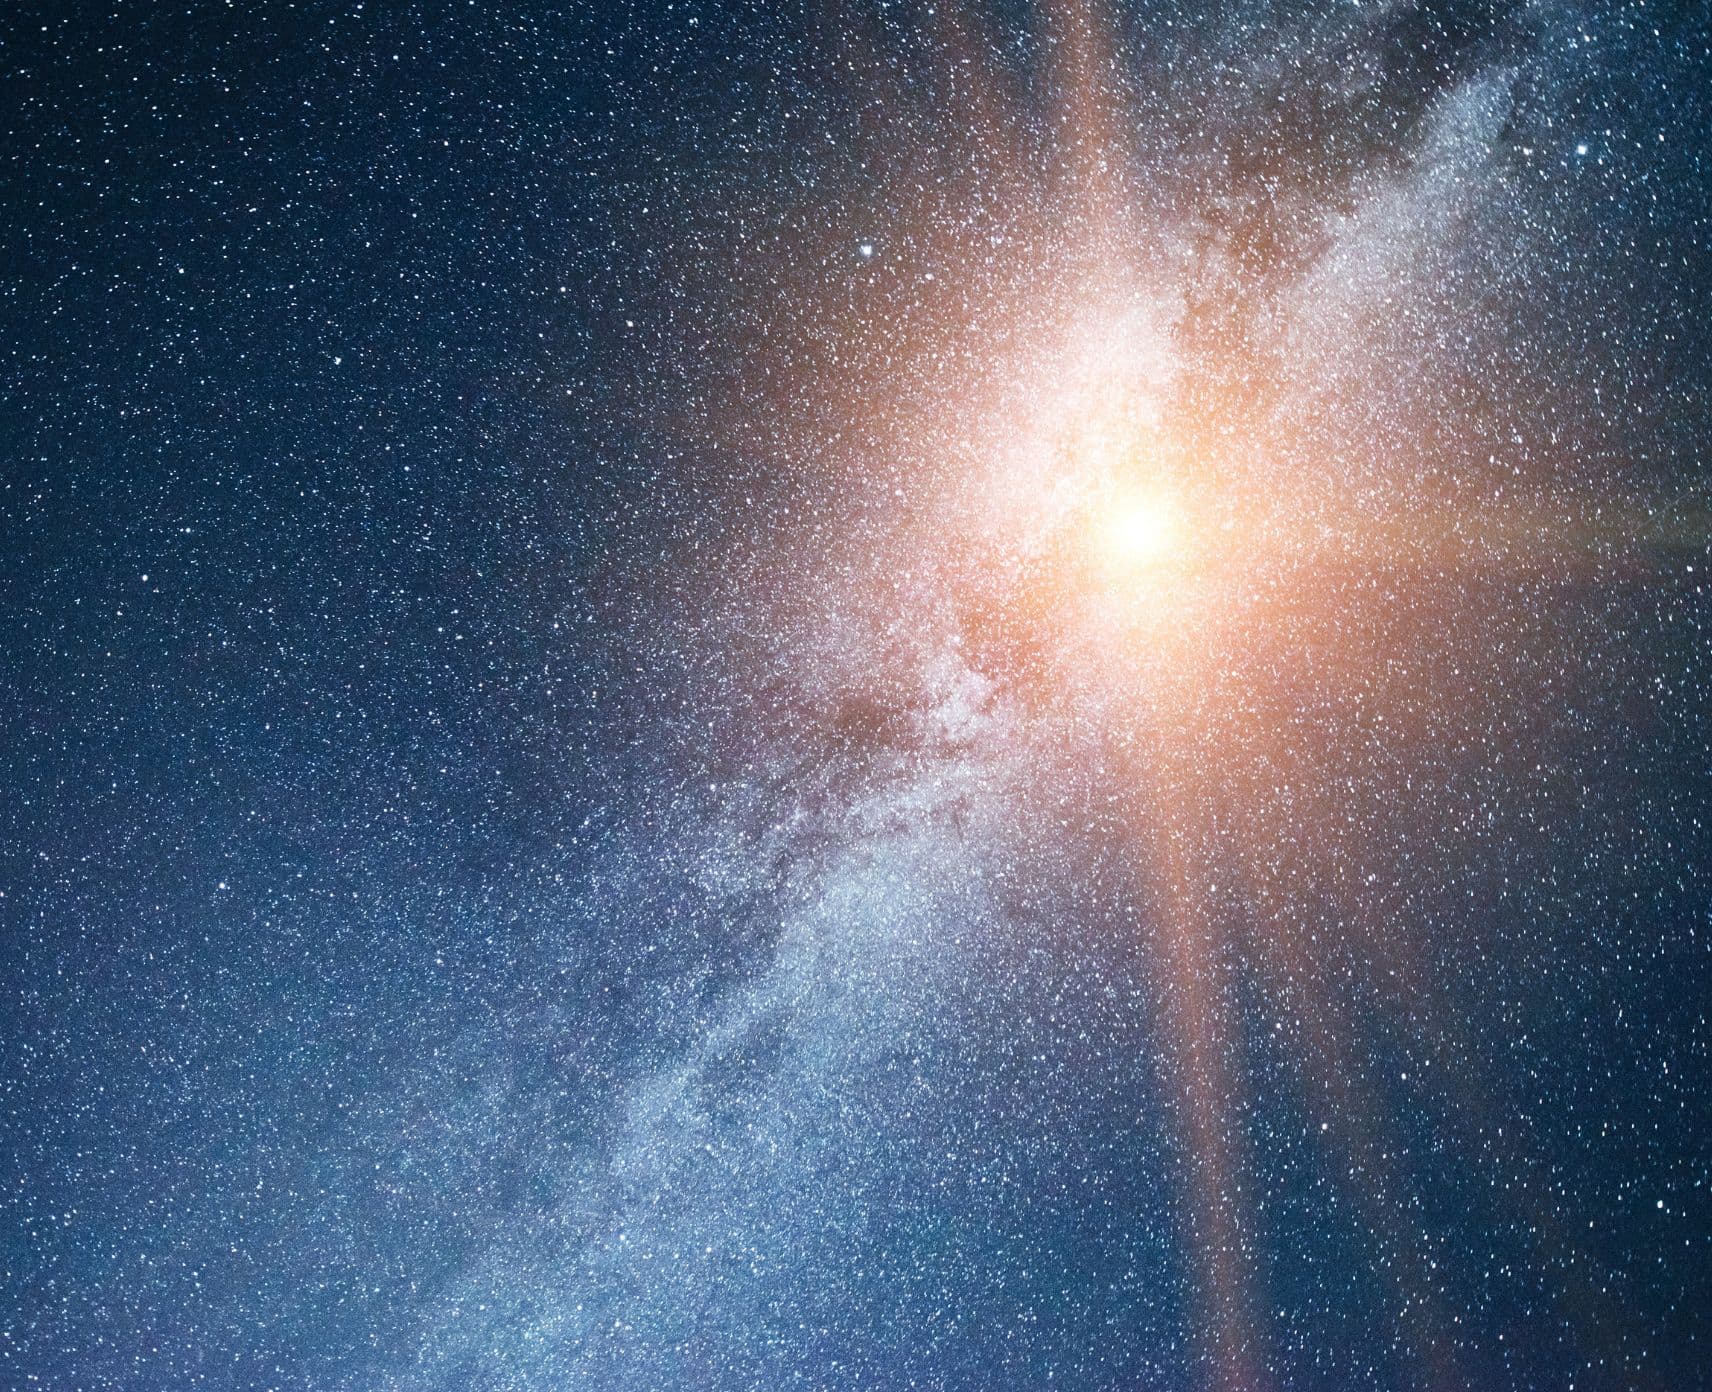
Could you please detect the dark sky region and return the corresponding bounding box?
[4,2,1712,1389]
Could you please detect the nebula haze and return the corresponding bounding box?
[4,2,1711,1390]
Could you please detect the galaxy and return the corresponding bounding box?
[5,2,1711,1389]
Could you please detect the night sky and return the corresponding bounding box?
[5,2,1712,1389]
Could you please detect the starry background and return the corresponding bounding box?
[4,1,1712,1389]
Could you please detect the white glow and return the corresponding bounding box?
[1098,493,1182,567]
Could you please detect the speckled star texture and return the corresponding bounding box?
[4,3,1711,1389]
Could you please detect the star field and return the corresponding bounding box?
[4,3,1712,1390]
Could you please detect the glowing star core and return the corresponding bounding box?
[1098,493,1183,568]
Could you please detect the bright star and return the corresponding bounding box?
[1097,492,1182,568]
